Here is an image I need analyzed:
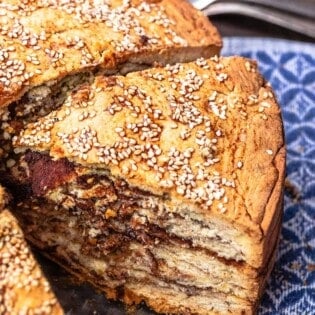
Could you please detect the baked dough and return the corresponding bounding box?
[10,56,285,314]
[0,0,221,108]
[0,1,285,314]
[0,186,63,315]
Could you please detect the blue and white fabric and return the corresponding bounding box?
[223,37,315,315]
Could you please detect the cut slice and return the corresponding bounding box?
[0,186,63,315]
[10,56,285,314]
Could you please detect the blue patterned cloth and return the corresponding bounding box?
[223,38,315,315]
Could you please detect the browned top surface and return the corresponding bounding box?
[0,187,63,314]
[0,0,221,108]
[14,56,285,239]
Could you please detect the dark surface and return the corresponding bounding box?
[211,15,315,43]
[36,15,314,315]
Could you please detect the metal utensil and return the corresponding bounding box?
[190,0,315,39]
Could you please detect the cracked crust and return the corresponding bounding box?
[0,186,63,315]
[0,0,221,108]
[14,56,285,269]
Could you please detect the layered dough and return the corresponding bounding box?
[14,204,275,315]
[6,56,285,314]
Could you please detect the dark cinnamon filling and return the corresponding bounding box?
[8,150,247,270]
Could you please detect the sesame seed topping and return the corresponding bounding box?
[11,56,276,215]
[216,72,228,82]
[261,101,271,108]
[0,0,192,109]
[0,210,60,314]
[245,61,251,71]
[209,99,227,120]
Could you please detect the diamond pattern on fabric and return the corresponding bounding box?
[223,37,315,315]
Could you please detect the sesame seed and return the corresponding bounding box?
[261,101,271,108]
[216,73,228,82]
[245,61,251,71]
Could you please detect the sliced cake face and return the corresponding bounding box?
[0,0,221,108]
[0,187,63,315]
[12,56,285,267]
[13,191,270,315]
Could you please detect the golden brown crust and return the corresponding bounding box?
[0,188,63,314]
[0,0,221,108]
[253,146,285,268]
[234,86,285,268]
[14,56,285,268]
